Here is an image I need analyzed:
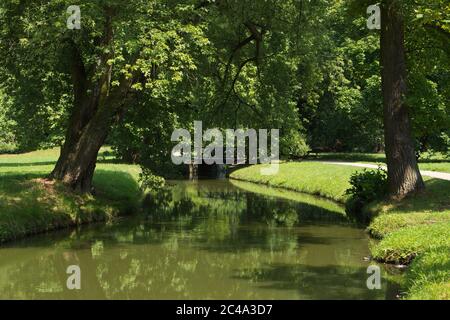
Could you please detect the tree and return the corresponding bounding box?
[2,0,445,197]
[407,0,450,155]
[380,0,425,197]
[1,0,312,192]
[48,1,208,193]
[110,0,313,176]
[0,0,209,192]
[299,0,384,153]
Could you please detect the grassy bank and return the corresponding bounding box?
[230,179,346,222]
[0,148,142,243]
[229,162,359,202]
[308,152,450,173]
[230,162,450,300]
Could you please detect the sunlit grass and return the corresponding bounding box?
[231,179,345,214]
[367,178,450,237]
[406,248,450,300]
[230,162,362,203]
[367,180,450,299]
[371,222,450,264]
[0,147,142,243]
[309,152,450,173]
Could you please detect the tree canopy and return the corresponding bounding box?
[0,0,448,195]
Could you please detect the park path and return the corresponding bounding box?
[320,161,450,181]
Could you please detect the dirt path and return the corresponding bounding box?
[320,161,450,181]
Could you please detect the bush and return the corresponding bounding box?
[0,141,17,154]
[280,130,310,159]
[139,168,166,192]
[345,167,388,222]
[0,97,18,154]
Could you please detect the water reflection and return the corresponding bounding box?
[0,180,400,299]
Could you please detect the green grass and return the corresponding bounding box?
[230,162,362,203]
[368,181,450,299]
[307,152,387,163]
[368,212,450,239]
[231,162,450,300]
[419,163,450,173]
[0,147,142,243]
[371,222,450,264]
[308,152,450,173]
[405,249,450,300]
[367,178,450,238]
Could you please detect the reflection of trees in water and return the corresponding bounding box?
[141,183,309,249]
[143,182,346,229]
[0,240,396,299]
[234,263,395,300]
[0,181,398,299]
[0,254,64,299]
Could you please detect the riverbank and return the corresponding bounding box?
[230,162,450,300]
[0,148,142,243]
[230,162,358,202]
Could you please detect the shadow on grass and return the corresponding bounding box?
[0,161,56,168]
[386,178,450,214]
[307,153,386,163]
[0,157,123,168]
[0,168,140,202]
[0,173,45,195]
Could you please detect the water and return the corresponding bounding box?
[0,180,400,299]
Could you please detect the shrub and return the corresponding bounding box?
[0,98,17,154]
[139,168,166,192]
[345,167,388,222]
[280,130,310,159]
[0,141,17,154]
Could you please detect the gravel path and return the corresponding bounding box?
[320,161,450,181]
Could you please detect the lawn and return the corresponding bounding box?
[0,148,142,243]
[229,162,361,202]
[308,152,450,173]
[230,162,450,300]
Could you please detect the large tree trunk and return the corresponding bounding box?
[50,48,102,193]
[51,83,135,193]
[50,71,134,193]
[51,10,136,193]
[50,103,113,193]
[380,0,425,198]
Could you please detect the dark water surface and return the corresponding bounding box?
[0,180,400,299]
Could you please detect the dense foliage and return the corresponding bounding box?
[345,168,388,222]
[0,0,448,173]
[0,91,16,153]
[300,0,450,154]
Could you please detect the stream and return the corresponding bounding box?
[0,179,401,299]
